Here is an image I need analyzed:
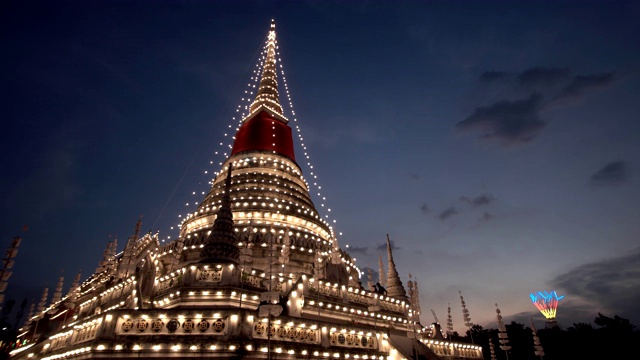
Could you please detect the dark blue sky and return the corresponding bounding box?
[2,0,639,332]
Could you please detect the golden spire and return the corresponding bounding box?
[385,234,407,299]
[249,19,284,116]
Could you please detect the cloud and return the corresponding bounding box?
[461,194,495,207]
[552,72,617,105]
[463,67,622,146]
[376,239,400,252]
[347,246,369,256]
[479,71,510,83]
[517,67,570,88]
[456,94,546,145]
[549,248,640,327]
[420,203,430,215]
[438,207,458,220]
[479,212,493,221]
[589,161,629,186]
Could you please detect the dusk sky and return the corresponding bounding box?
[2,0,639,333]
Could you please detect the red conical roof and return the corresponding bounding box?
[230,20,295,162]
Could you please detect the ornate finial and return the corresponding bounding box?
[496,303,511,352]
[460,290,473,327]
[385,234,407,300]
[134,215,143,240]
[413,276,422,324]
[51,275,64,305]
[36,287,48,314]
[67,271,82,301]
[530,317,545,358]
[26,303,35,322]
[378,255,386,287]
[200,163,239,263]
[0,236,22,306]
[249,20,284,115]
[446,303,454,336]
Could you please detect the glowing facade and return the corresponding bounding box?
[11,21,483,360]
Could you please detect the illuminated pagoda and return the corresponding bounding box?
[10,21,483,360]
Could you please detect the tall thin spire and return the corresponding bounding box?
[530,318,545,358]
[0,236,22,306]
[495,303,512,355]
[66,271,82,303]
[413,275,422,323]
[133,215,143,240]
[249,19,283,116]
[51,276,64,305]
[460,290,475,344]
[378,255,386,287]
[36,288,48,314]
[200,163,239,263]
[446,303,454,336]
[385,234,407,300]
[228,20,295,161]
[407,274,420,324]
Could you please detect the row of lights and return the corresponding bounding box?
[41,342,387,360]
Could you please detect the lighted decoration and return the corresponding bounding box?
[529,290,564,320]
[489,340,497,360]
[530,318,545,358]
[446,303,453,337]
[459,290,472,328]
[495,303,511,357]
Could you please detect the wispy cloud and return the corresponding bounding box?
[461,194,495,207]
[438,207,458,220]
[460,67,621,146]
[420,202,430,215]
[589,161,629,186]
[456,94,546,145]
[479,212,493,221]
[347,246,369,256]
[551,72,617,106]
[517,67,570,88]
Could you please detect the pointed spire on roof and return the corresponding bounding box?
[36,287,48,314]
[26,302,35,322]
[51,275,64,305]
[200,163,239,263]
[412,275,422,324]
[385,234,407,300]
[249,19,284,116]
[133,215,143,240]
[460,290,473,328]
[378,255,386,287]
[66,271,82,302]
[446,303,454,336]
